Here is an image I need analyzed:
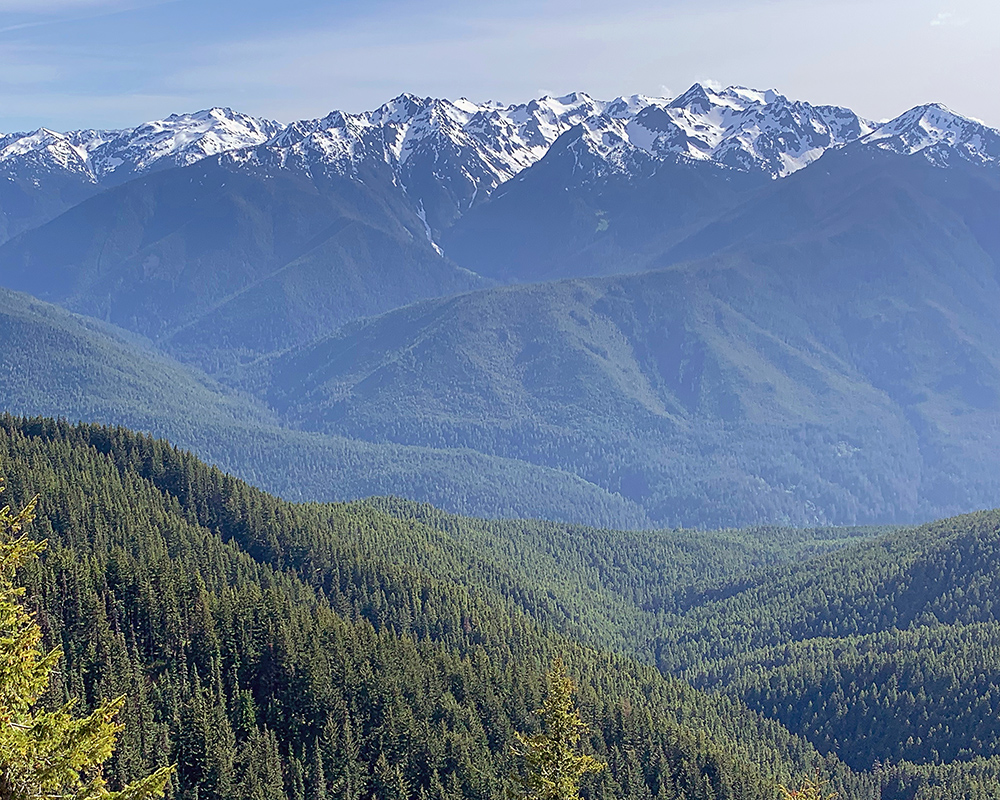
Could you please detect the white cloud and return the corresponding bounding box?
[0,0,167,19]
[930,10,969,25]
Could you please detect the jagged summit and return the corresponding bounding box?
[1,86,997,232]
[862,102,1000,167]
[630,83,876,176]
[545,115,657,181]
[0,107,282,183]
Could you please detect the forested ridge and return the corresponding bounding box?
[4,79,1000,800]
[2,414,1000,798]
[0,415,866,800]
[366,489,1000,786]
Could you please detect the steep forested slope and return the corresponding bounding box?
[360,497,886,655]
[0,157,487,369]
[0,284,273,437]
[656,509,1000,671]
[659,510,1000,772]
[0,287,650,526]
[359,496,1000,781]
[393,488,1000,780]
[247,221,1000,527]
[5,415,1000,797]
[0,415,878,800]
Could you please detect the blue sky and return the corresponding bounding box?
[0,0,997,131]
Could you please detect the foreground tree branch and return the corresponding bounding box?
[0,486,173,800]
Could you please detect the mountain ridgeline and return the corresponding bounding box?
[2,83,1000,527]
[5,81,1000,800]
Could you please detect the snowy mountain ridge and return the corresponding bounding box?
[2,85,997,228]
[224,85,882,231]
[0,107,283,184]
[860,102,1000,167]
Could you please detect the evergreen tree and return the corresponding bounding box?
[307,738,328,800]
[234,729,284,800]
[0,490,173,800]
[514,658,605,800]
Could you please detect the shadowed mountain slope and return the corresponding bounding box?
[245,149,1000,527]
[0,284,651,526]
[0,157,487,371]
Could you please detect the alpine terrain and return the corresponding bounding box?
[2,83,999,528]
[4,75,1000,800]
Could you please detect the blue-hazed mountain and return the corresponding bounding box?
[0,84,984,255]
[440,99,1000,283]
[0,282,651,526]
[1,85,983,344]
[0,108,284,242]
[3,84,1000,527]
[238,143,1000,528]
[0,156,487,368]
[0,83,873,246]
[0,83,883,364]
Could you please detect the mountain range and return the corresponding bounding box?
[3,83,988,235]
[2,83,1000,527]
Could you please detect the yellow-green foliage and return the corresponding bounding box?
[0,489,172,800]
[515,658,605,800]
[778,773,837,800]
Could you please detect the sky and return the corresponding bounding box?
[0,0,997,131]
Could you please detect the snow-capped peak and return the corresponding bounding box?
[605,94,670,120]
[4,86,998,238]
[627,83,875,177]
[0,126,120,180]
[90,107,284,177]
[370,93,433,127]
[552,116,656,181]
[862,103,1000,167]
[0,107,283,182]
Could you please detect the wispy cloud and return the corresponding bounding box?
[0,0,171,31]
[930,10,970,25]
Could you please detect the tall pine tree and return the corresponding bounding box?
[0,489,173,800]
[514,658,605,800]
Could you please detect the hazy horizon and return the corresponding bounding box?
[0,0,996,131]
